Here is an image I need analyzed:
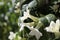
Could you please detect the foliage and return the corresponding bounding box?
[0,0,20,40]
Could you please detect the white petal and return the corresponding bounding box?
[45,21,56,32]
[56,19,60,26]
[19,23,25,31]
[50,21,55,27]
[55,19,60,32]
[29,31,35,36]
[45,27,50,32]
[29,27,42,40]
[8,32,16,40]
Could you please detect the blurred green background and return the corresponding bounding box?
[0,0,60,40]
[0,0,20,40]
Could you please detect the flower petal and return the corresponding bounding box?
[28,26,42,40]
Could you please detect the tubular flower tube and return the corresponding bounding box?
[35,14,56,29]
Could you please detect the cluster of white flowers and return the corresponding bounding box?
[19,18,60,40]
[45,19,60,39]
[9,18,60,40]
[18,6,60,40]
[9,1,60,39]
[19,23,42,40]
[17,7,43,40]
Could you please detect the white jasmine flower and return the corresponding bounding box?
[45,19,60,39]
[27,26,42,40]
[19,8,30,23]
[18,16,35,26]
[18,7,38,32]
[20,7,39,22]
[26,7,39,22]
[8,32,16,40]
[18,22,42,40]
[20,13,29,22]
[45,21,55,32]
